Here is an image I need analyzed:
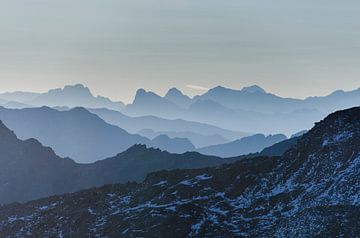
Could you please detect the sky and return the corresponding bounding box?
[0,0,359,103]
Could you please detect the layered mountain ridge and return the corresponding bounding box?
[0,120,247,205]
[0,107,359,237]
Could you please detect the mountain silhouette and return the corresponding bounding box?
[151,135,195,153]
[125,89,183,118]
[164,88,192,108]
[122,85,359,135]
[197,133,287,157]
[1,107,359,236]
[138,128,230,148]
[88,108,248,141]
[0,121,243,204]
[0,84,125,111]
[0,107,197,162]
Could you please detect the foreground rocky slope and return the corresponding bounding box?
[0,107,359,237]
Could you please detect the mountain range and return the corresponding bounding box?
[88,108,248,146]
[0,106,359,236]
[124,85,360,135]
[1,84,359,136]
[0,84,125,111]
[0,120,247,205]
[0,107,200,163]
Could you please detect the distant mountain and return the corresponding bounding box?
[88,108,248,141]
[138,128,230,148]
[0,91,39,102]
[0,121,243,204]
[0,107,210,161]
[0,84,125,111]
[125,89,184,118]
[193,85,305,113]
[2,107,359,237]
[122,85,359,135]
[151,135,195,153]
[304,88,360,113]
[0,106,150,163]
[197,134,287,157]
[164,88,192,108]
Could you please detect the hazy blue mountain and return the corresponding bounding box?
[193,85,304,113]
[88,108,249,141]
[197,133,287,157]
[138,128,230,148]
[186,102,323,135]
[151,135,195,153]
[0,91,39,102]
[122,86,326,135]
[2,101,33,109]
[0,84,125,111]
[3,107,360,236]
[0,107,212,161]
[194,85,360,115]
[122,85,359,135]
[241,85,266,93]
[125,89,184,118]
[30,84,125,110]
[304,88,360,113]
[0,120,243,204]
[164,88,192,108]
[0,106,150,163]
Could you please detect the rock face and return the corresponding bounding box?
[0,107,359,237]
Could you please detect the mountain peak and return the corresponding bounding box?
[135,88,146,96]
[241,85,266,93]
[165,88,183,97]
[60,84,92,95]
[164,88,192,108]
[210,85,227,92]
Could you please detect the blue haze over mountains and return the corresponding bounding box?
[124,84,360,135]
[1,106,360,236]
[0,83,358,162]
[1,84,359,136]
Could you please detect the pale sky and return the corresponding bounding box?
[0,0,359,103]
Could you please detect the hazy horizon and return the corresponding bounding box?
[1,0,359,103]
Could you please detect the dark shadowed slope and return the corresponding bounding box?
[0,107,359,237]
[0,121,81,204]
[197,133,287,157]
[0,121,241,204]
[258,136,302,156]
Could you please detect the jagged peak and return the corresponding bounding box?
[119,144,165,156]
[46,84,92,96]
